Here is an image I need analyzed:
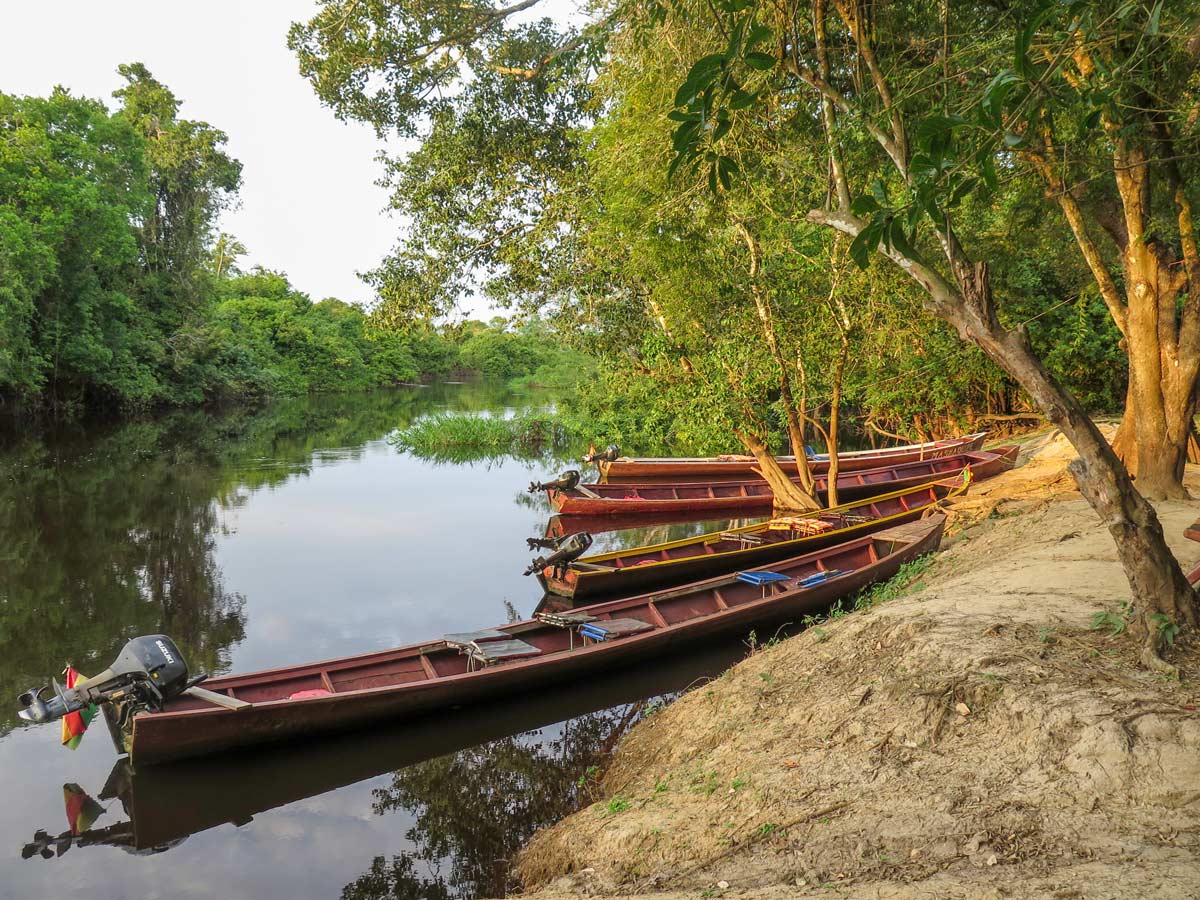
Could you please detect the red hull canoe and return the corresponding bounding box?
[549,447,1018,516]
[598,432,987,481]
[540,480,958,601]
[114,517,945,765]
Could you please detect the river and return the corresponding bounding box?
[0,384,752,900]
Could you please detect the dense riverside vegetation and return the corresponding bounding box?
[292,1,1200,654]
[0,68,580,415]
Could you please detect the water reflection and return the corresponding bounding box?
[0,421,247,737]
[18,641,747,898]
[0,384,764,900]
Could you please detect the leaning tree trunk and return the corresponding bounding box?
[810,209,1198,668]
[738,430,821,512]
[957,278,1199,668]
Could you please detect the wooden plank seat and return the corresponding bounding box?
[796,568,852,587]
[577,617,654,644]
[736,569,791,597]
[443,629,509,647]
[536,611,598,627]
[719,531,763,545]
[462,637,543,671]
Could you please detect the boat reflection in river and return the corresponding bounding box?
[20,638,750,898]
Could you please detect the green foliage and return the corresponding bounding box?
[853,554,937,611]
[390,411,576,462]
[0,73,582,416]
[291,3,599,322]
[288,0,1139,459]
[1149,612,1181,648]
[601,795,632,816]
[1091,608,1130,638]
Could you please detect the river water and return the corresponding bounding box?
[0,384,752,900]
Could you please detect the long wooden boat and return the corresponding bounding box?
[109,516,945,765]
[597,432,987,480]
[548,447,1018,516]
[538,480,959,602]
[31,641,750,854]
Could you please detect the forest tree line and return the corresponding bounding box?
[0,65,581,415]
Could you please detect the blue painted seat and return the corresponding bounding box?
[577,617,654,643]
[796,568,855,587]
[735,571,790,586]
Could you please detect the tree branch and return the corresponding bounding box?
[1026,135,1128,337]
[831,0,908,172]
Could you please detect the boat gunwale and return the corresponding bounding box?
[569,447,1008,497]
[555,448,1015,515]
[599,432,987,467]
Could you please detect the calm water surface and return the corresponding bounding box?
[0,384,751,900]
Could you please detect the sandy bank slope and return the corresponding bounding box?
[514,437,1200,900]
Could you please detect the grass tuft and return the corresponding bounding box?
[852,552,937,612]
[390,412,576,462]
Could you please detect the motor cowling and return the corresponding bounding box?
[17,635,192,725]
[582,444,621,464]
[528,469,581,494]
[524,532,593,576]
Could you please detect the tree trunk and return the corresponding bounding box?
[1112,376,1137,469]
[981,327,1198,667]
[1030,130,1200,500]
[808,208,1199,666]
[738,430,821,512]
[1122,248,1193,499]
[737,222,817,495]
[825,339,849,508]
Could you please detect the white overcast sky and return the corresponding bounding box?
[0,1,416,310]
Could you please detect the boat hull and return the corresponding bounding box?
[551,447,1017,516]
[598,433,987,480]
[544,483,949,601]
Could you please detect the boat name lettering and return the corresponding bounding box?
[155,640,175,665]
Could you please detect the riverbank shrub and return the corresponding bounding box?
[390,412,577,462]
[0,76,583,417]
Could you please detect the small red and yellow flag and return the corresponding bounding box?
[63,783,103,835]
[60,667,96,750]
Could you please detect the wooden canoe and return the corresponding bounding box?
[597,432,987,480]
[45,641,749,853]
[111,516,945,766]
[538,479,959,601]
[548,446,1018,516]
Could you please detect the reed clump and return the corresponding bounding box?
[391,412,575,462]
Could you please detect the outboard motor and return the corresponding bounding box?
[17,635,194,725]
[527,534,570,551]
[528,469,581,494]
[523,532,593,576]
[582,444,621,465]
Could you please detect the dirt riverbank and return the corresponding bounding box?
[510,432,1200,899]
